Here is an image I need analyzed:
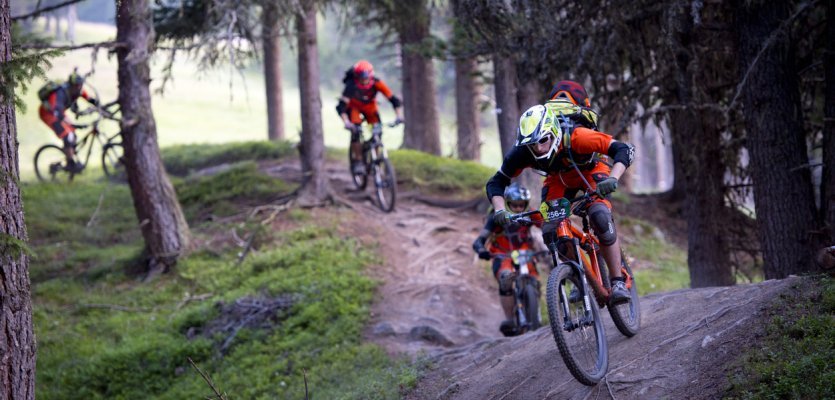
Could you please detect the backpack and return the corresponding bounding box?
[545,99,600,130]
[38,80,62,101]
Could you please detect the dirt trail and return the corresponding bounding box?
[263,159,505,355]
[327,168,505,355]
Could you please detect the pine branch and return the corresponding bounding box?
[11,0,88,21]
[16,41,127,51]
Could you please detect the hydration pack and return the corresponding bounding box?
[37,80,61,101]
[545,99,600,130]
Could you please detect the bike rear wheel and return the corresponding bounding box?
[373,156,396,212]
[546,262,608,386]
[607,250,641,337]
[34,144,74,183]
[350,147,367,190]
[102,143,127,182]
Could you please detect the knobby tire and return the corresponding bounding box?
[546,262,608,386]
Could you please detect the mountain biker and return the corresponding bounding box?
[472,182,544,333]
[486,81,636,304]
[38,71,99,172]
[336,60,404,174]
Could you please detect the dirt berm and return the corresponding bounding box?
[404,277,807,399]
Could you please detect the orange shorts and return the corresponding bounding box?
[543,161,612,210]
[347,102,381,125]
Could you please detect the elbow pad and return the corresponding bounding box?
[485,171,511,200]
[389,95,402,108]
[609,141,635,168]
[336,100,348,115]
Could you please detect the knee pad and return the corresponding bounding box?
[498,269,514,296]
[588,203,617,246]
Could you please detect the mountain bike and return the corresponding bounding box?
[34,100,123,183]
[511,191,640,385]
[492,249,550,337]
[349,120,400,212]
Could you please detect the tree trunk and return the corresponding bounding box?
[295,0,328,203]
[398,0,441,155]
[667,1,734,287]
[454,56,480,160]
[0,0,36,397]
[262,1,284,141]
[737,0,820,279]
[823,0,835,243]
[516,77,540,111]
[116,0,190,274]
[493,56,519,156]
[66,4,76,42]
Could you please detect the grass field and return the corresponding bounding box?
[15,19,504,180]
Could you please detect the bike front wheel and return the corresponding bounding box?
[546,262,608,386]
[607,249,641,337]
[373,157,396,212]
[102,143,127,182]
[350,147,367,190]
[522,279,541,331]
[34,144,74,183]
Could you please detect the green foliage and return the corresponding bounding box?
[4,23,61,112]
[161,140,296,176]
[26,177,419,399]
[0,233,33,258]
[727,277,835,399]
[389,149,494,198]
[22,180,143,283]
[174,161,295,221]
[619,216,690,294]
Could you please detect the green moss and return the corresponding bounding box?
[161,140,296,176]
[619,216,689,294]
[726,277,835,399]
[175,161,295,221]
[389,149,494,198]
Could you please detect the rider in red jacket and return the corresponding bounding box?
[336,60,403,174]
[38,72,98,172]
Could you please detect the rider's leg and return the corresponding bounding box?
[349,108,363,162]
[587,202,622,280]
[494,258,515,320]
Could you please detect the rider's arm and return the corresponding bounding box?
[570,127,635,180]
[336,94,352,125]
[80,89,98,106]
[374,80,403,120]
[486,147,532,211]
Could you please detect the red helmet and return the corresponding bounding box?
[353,60,374,89]
[548,80,591,107]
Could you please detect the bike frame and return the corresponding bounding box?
[494,249,544,331]
[72,121,121,167]
[361,124,387,172]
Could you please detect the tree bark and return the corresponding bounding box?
[493,56,519,156]
[667,1,734,287]
[295,0,328,202]
[737,0,820,278]
[516,77,540,111]
[454,56,480,160]
[398,0,441,155]
[116,0,190,273]
[823,0,835,243]
[262,1,284,141]
[0,0,36,397]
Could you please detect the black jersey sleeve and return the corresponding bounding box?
[485,147,534,199]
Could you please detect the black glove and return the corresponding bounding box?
[89,97,99,106]
[597,177,619,196]
[477,249,491,260]
[492,209,512,227]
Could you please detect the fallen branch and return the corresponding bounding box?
[303,369,310,400]
[188,357,227,400]
[77,303,151,312]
